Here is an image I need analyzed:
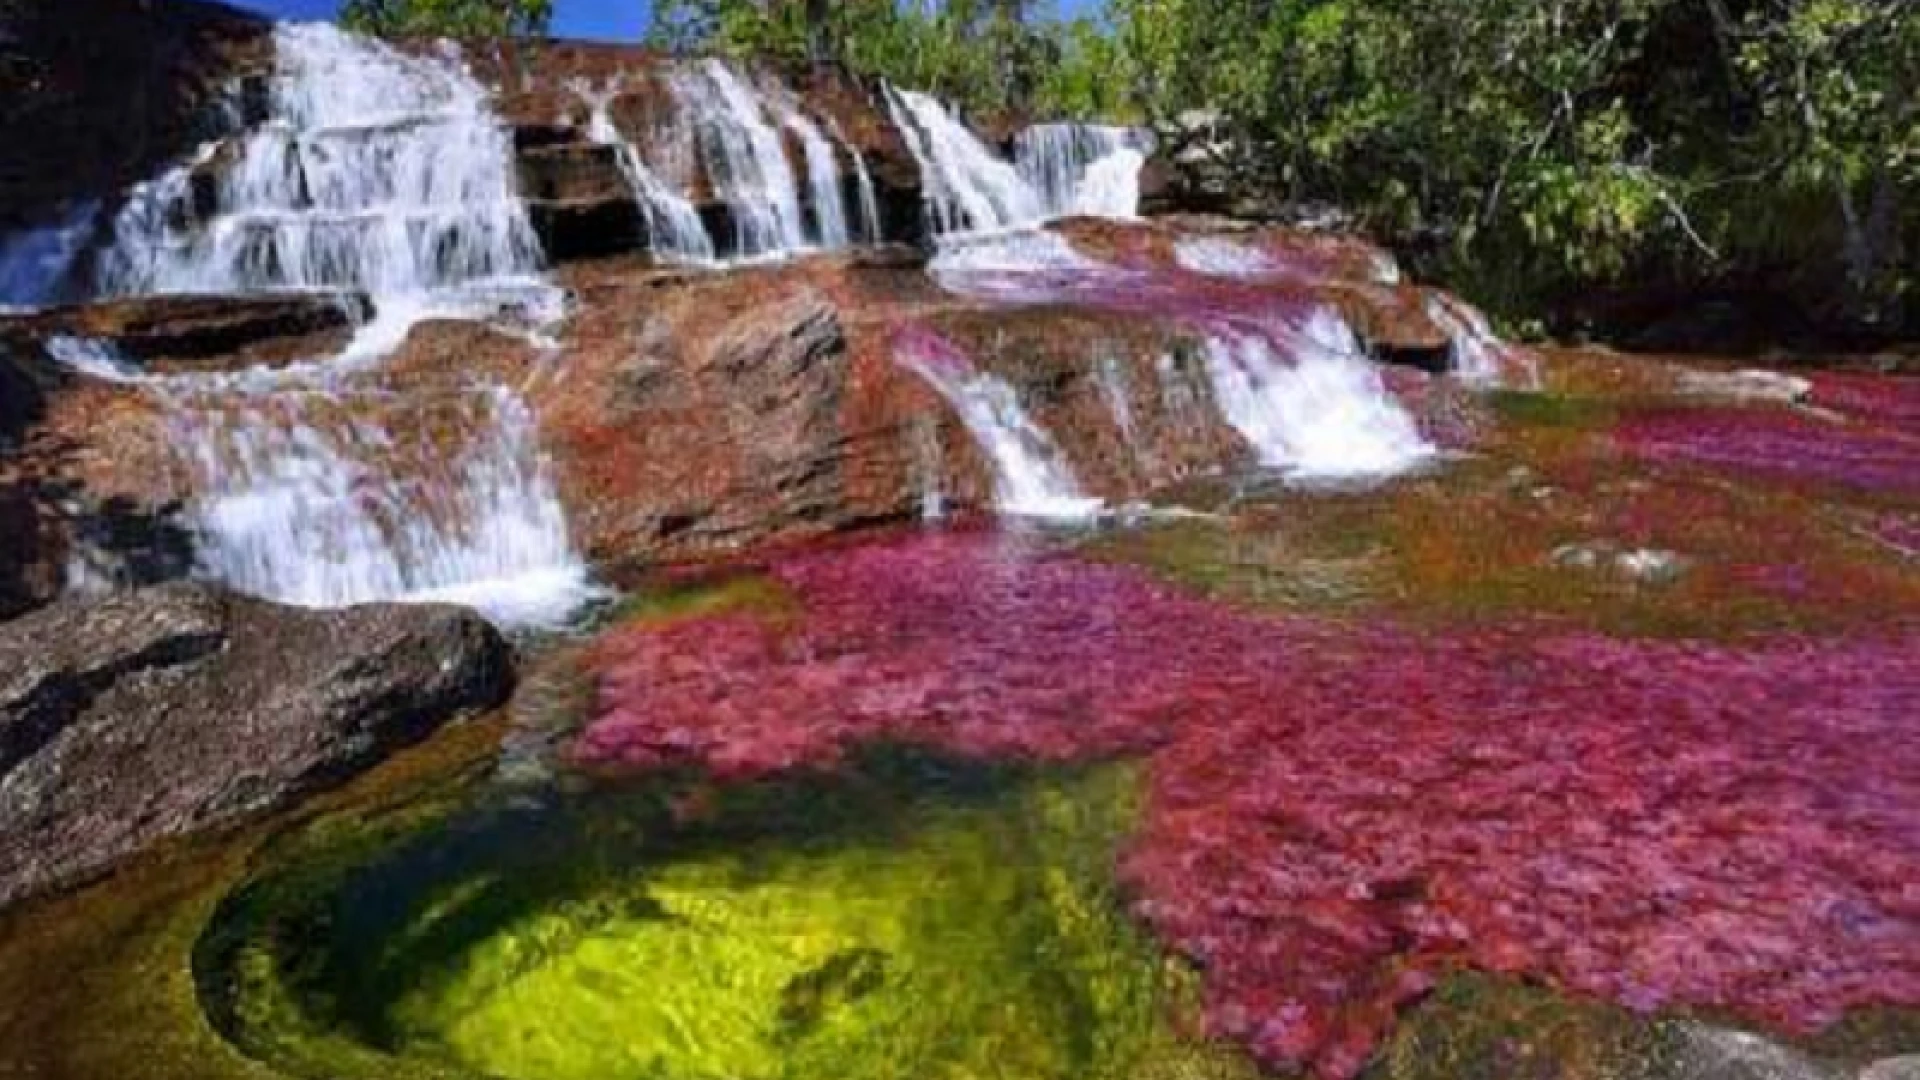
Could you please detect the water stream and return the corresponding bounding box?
[895,328,1103,520]
[571,78,717,264]
[1200,312,1435,478]
[79,23,592,628]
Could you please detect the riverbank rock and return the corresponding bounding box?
[0,584,513,909]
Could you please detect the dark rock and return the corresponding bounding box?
[0,482,58,623]
[16,293,365,374]
[512,122,582,152]
[516,141,628,204]
[0,333,58,447]
[0,0,269,234]
[846,244,931,271]
[0,584,514,908]
[526,197,646,263]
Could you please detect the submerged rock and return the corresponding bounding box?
[0,584,513,908]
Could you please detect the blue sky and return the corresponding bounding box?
[227,0,1096,43]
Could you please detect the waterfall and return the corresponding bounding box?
[884,87,1146,240]
[1095,349,1140,453]
[762,83,853,249]
[1425,292,1537,387]
[1156,350,1211,434]
[79,24,590,629]
[570,78,716,264]
[669,60,809,259]
[45,335,144,382]
[895,328,1101,520]
[1201,310,1434,479]
[176,377,585,628]
[826,118,885,245]
[884,87,1042,235]
[0,202,97,310]
[99,27,543,298]
[1014,124,1151,220]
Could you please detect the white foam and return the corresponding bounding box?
[1201,310,1435,479]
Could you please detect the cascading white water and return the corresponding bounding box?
[1014,124,1151,220]
[0,202,97,310]
[178,378,585,628]
[884,87,1041,236]
[825,117,885,245]
[1155,350,1211,433]
[1425,292,1536,387]
[1094,349,1139,453]
[670,60,809,258]
[100,28,543,298]
[897,331,1100,520]
[1202,310,1435,479]
[83,24,591,629]
[911,414,947,521]
[570,78,717,263]
[885,88,1147,241]
[761,82,853,250]
[45,334,144,382]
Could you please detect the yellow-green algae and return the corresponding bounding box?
[200,751,1250,1080]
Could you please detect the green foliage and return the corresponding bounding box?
[339,0,552,38]
[1101,0,1916,334]
[647,0,1128,118]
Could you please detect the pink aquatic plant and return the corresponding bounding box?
[579,527,1920,1078]
[1616,402,1920,495]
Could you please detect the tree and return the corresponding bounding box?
[339,0,552,38]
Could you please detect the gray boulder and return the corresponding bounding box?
[0,583,513,908]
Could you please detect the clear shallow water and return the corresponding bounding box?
[198,755,1233,1080]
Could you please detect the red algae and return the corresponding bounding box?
[1811,373,1920,430]
[579,527,1920,1078]
[1614,397,1920,496]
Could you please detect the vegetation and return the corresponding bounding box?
[339,0,552,38]
[654,0,1914,340]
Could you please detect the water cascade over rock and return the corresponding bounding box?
[895,326,1102,520]
[571,78,717,264]
[763,81,854,249]
[885,89,1148,241]
[1200,311,1435,478]
[669,61,811,258]
[1015,123,1152,220]
[98,28,543,297]
[74,24,591,628]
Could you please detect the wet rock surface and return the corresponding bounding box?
[4,292,364,373]
[0,584,513,908]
